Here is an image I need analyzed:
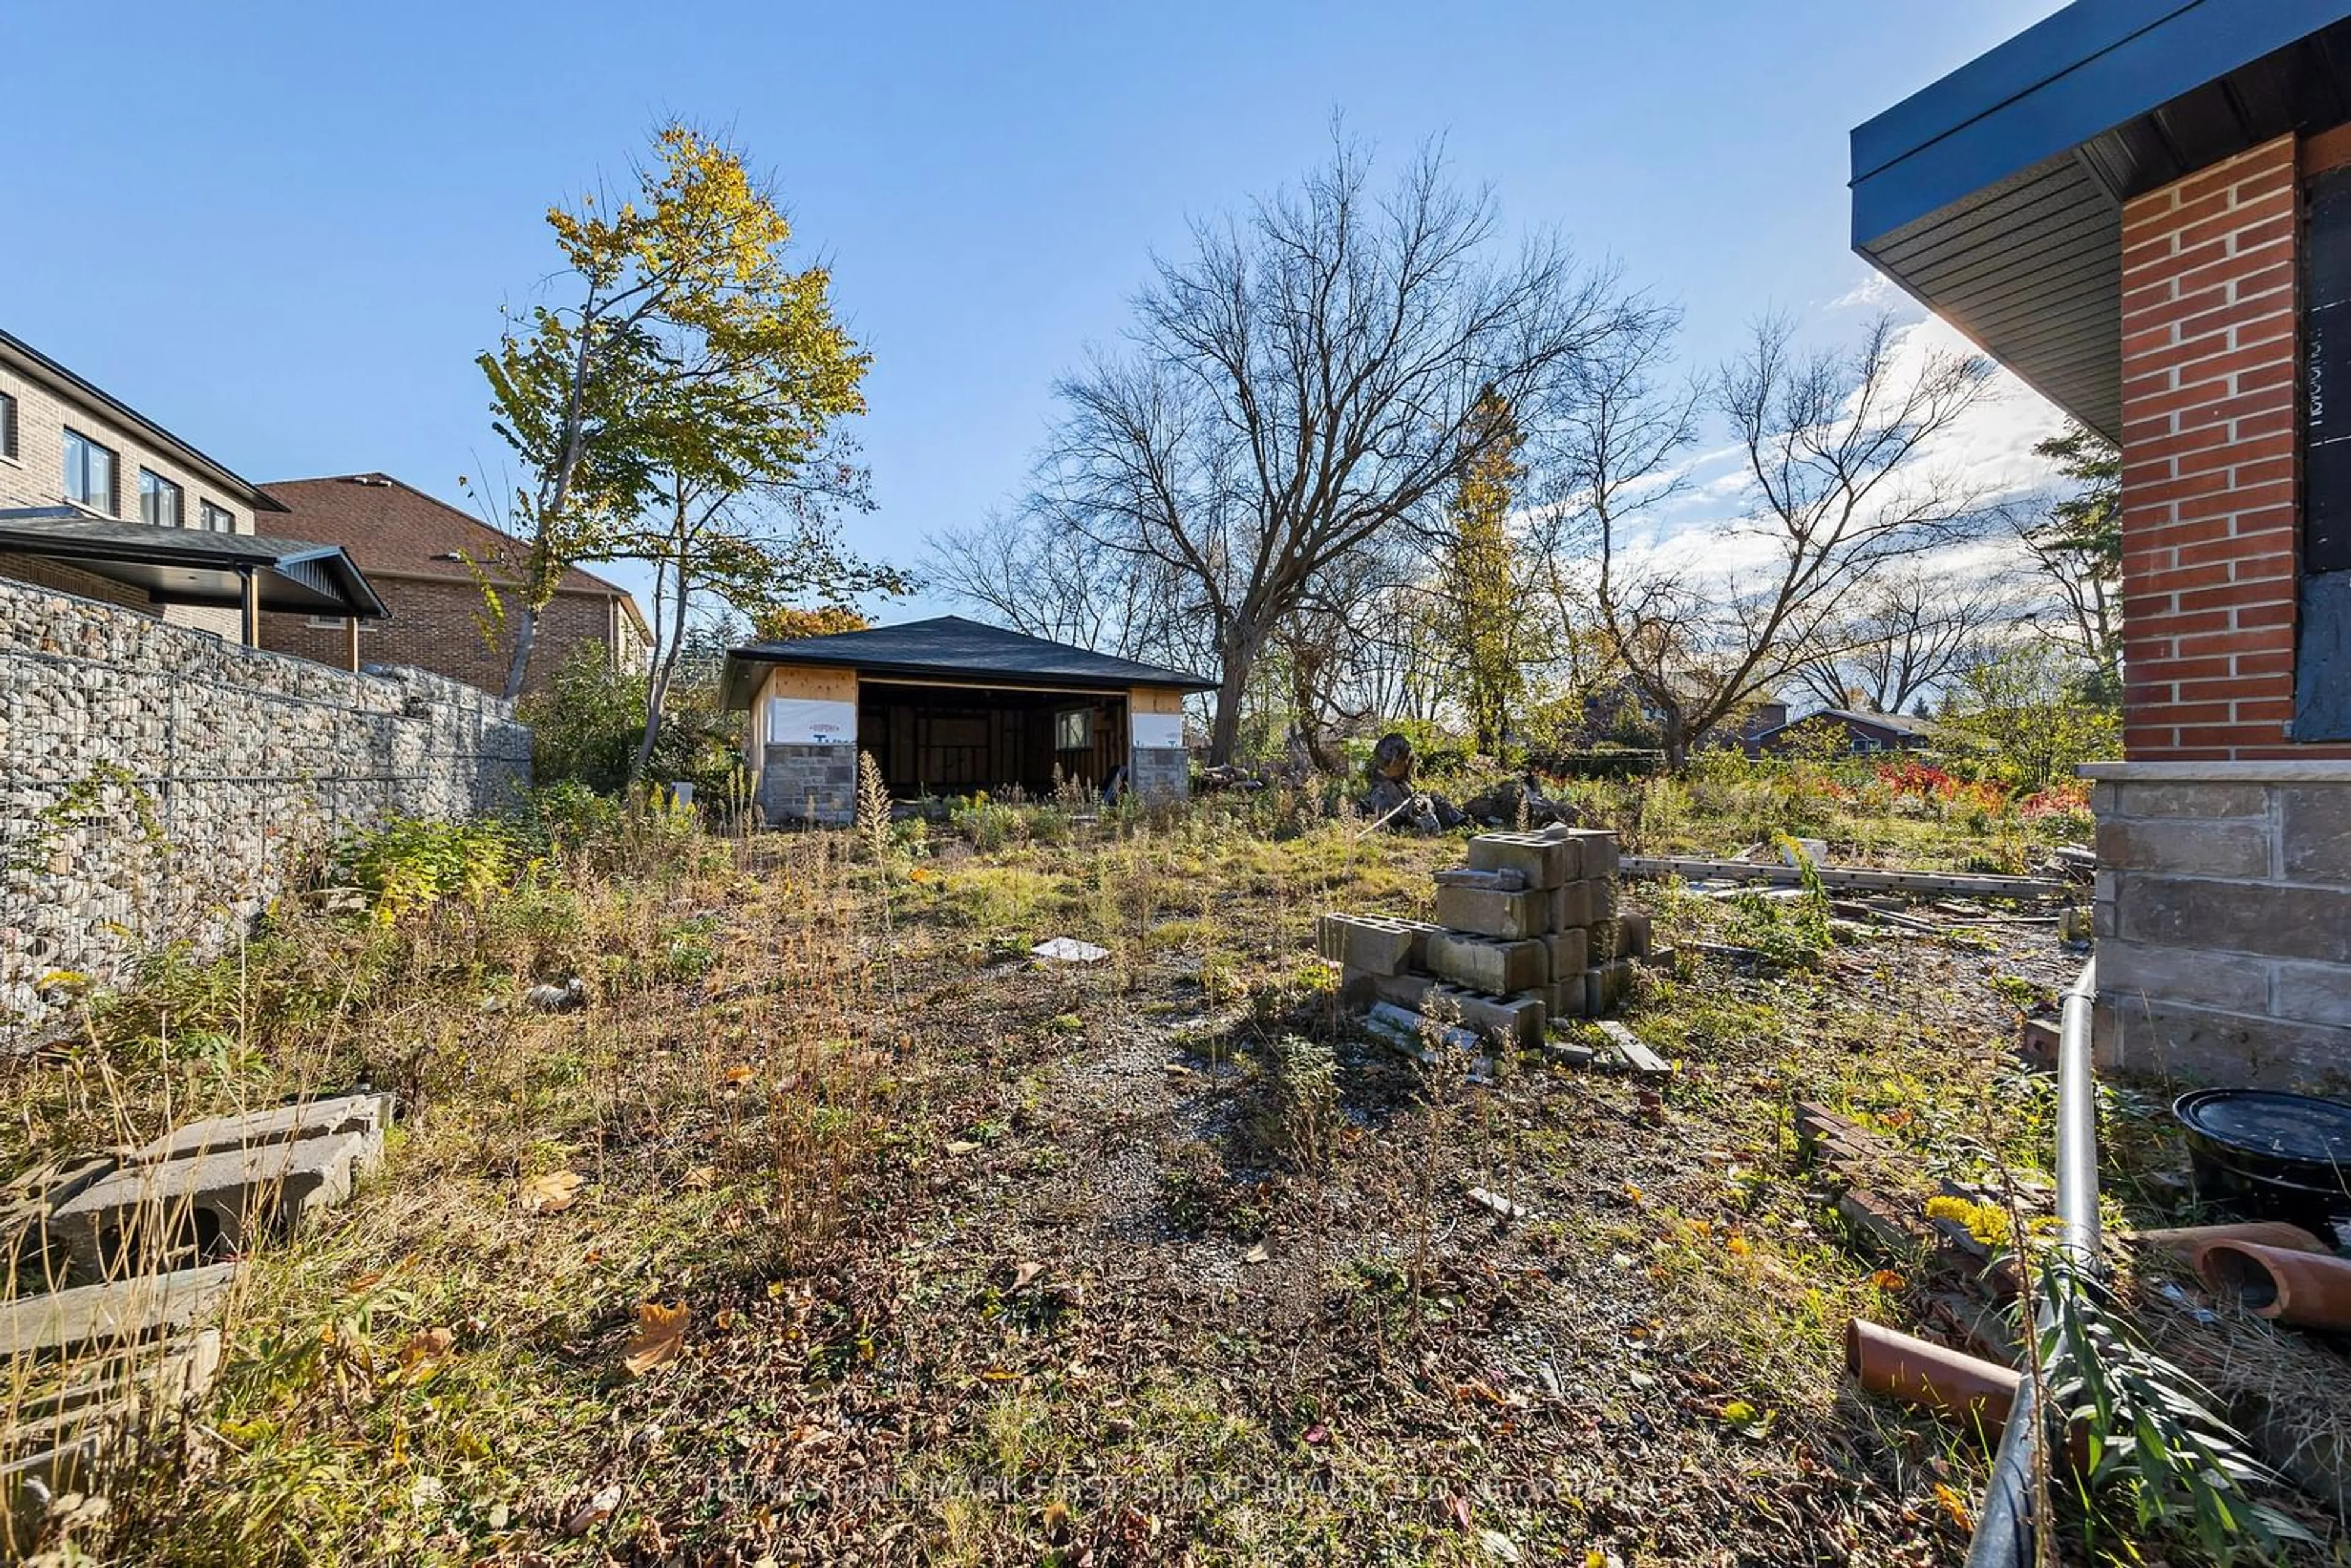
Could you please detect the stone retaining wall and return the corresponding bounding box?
[2089,760,2351,1087]
[1,579,531,1032]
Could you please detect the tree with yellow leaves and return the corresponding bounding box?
[479,124,890,705]
[1432,388,1535,757]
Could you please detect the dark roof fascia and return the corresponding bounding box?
[0,328,288,512]
[1851,0,2351,249]
[730,646,1215,691]
[0,517,388,618]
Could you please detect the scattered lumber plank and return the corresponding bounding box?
[1596,1021,1672,1077]
[1621,856,2066,899]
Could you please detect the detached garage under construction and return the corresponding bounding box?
[719,616,1215,825]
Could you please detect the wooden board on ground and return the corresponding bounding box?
[1620,855,2065,899]
[1596,1021,1672,1077]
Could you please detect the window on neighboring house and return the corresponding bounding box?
[199,500,234,533]
[307,614,354,630]
[139,468,182,528]
[1054,708,1091,750]
[62,429,118,513]
[0,391,17,460]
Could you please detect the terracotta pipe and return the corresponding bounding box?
[1847,1319,2020,1441]
[2129,1221,2331,1263]
[2194,1240,2351,1329]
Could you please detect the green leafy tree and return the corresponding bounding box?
[2019,422,2123,700]
[1941,642,2121,789]
[480,123,852,700]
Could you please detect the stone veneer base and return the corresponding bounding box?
[2085,761,2351,1089]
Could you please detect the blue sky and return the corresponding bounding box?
[1,1,2068,618]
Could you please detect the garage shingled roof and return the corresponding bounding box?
[722,615,1216,710]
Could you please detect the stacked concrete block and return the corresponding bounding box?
[1322,823,1655,1050]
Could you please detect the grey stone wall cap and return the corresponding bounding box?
[2080,761,2351,783]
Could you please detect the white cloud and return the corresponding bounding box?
[1830,269,1900,312]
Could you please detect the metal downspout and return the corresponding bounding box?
[1965,954,2100,1568]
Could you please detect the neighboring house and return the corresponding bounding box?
[255,474,650,696]
[1745,707,1937,758]
[721,615,1216,825]
[1852,0,2351,1082]
[0,328,383,646]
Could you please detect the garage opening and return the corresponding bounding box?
[859,680,1130,797]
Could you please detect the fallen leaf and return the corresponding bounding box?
[1010,1261,1046,1292]
[945,1140,981,1156]
[720,1063,756,1090]
[714,1308,738,1331]
[399,1327,454,1368]
[1725,1234,1751,1257]
[565,1481,623,1536]
[1302,1422,1330,1445]
[1448,1493,1474,1531]
[682,1164,718,1190]
[521,1170,584,1215]
[1932,1481,1973,1530]
[1478,1528,1523,1563]
[1242,1242,1269,1265]
[1870,1269,1906,1292]
[343,1269,386,1294]
[622,1300,688,1376]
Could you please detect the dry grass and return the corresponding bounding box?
[0,794,2331,1566]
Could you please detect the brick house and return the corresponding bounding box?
[0,328,383,643]
[1744,707,1939,759]
[1854,0,2351,1083]
[255,474,649,695]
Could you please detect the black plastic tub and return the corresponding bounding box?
[2175,1089,2351,1229]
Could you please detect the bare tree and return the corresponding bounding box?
[1790,562,2019,715]
[924,511,1205,669]
[1024,132,1657,763]
[1573,313,2000,766]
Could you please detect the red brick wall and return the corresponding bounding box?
[2119,133,2351,760]
[258,576,628,696]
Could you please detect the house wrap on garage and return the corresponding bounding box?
[721,616,1215,825]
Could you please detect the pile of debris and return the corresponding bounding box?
[0,1092,388,1551]
[1319,825,1662,1051]
[1360,733,1577,833]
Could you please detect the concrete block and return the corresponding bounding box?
[2098,937,2270,1015]
[1587,959,1635,1016]
[1589,882,1622,962]
[1425,931,1548,995]
[1318,915,1434,977]
[0,1264,240,1358]
[1433,867,1528,891]
[2097,994,2351,1089]
[2271,959,2351,1029]
[2096,817,2271,879]
[1338,966,1433,1013]
[1551,880,1593,931]
[1553,972,1588,1020]
[1466,833,1571,890]
[2107,781,2270,820]
[133,1091,391,1166]
[1543,926,1588,982]
[1434,885,1550,940]
[2118,875,2351,966]
[1618,910,1654,959]
[2281,784,2351,884]
[1564,829,1620,880]
[1423,984,1546,1048]
[48,1131,377,1283]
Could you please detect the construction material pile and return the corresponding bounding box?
[1319,825,1652,1049]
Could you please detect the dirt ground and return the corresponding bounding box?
[20,811,2347,1567]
